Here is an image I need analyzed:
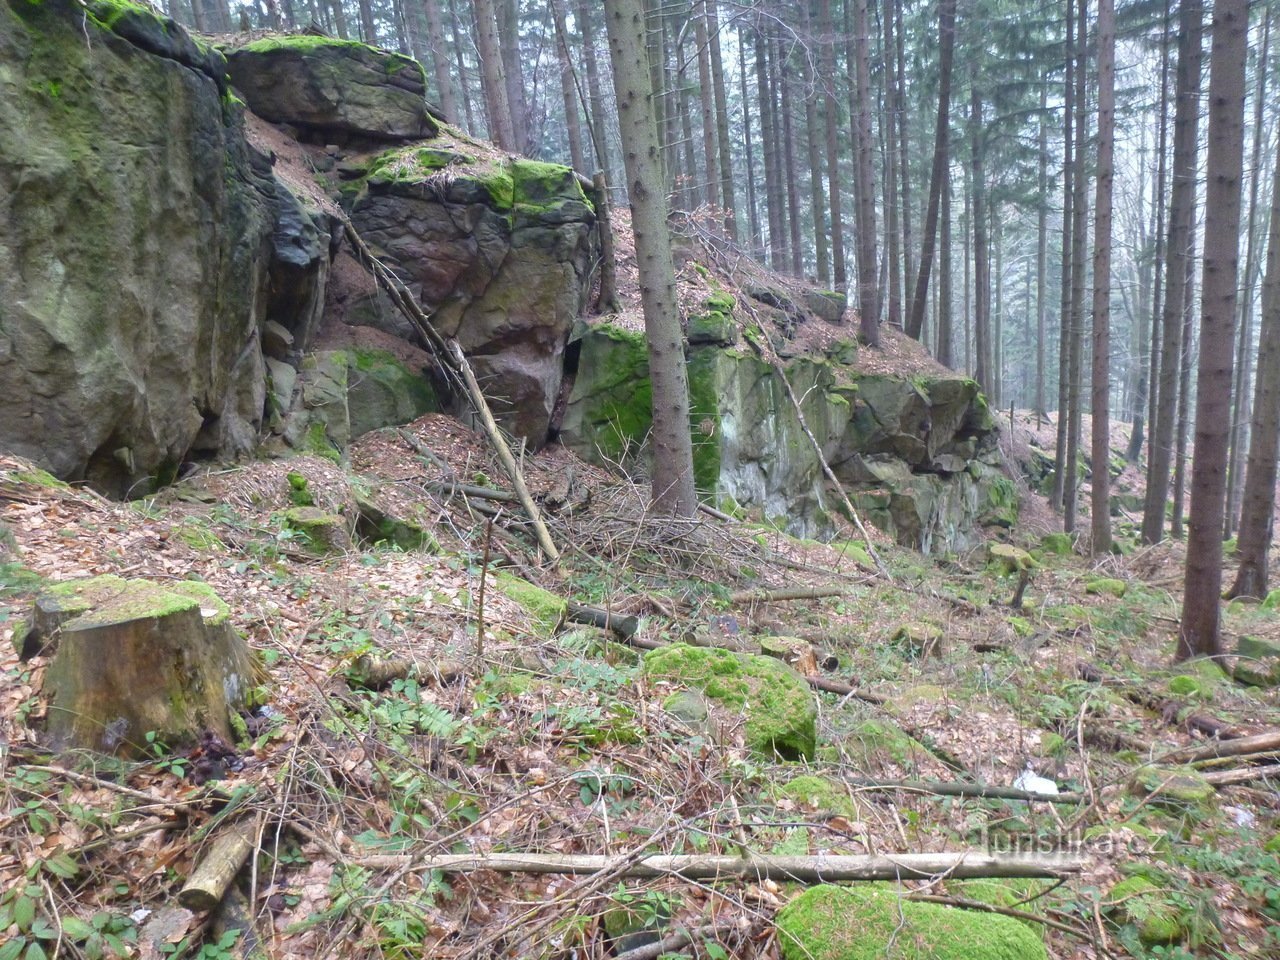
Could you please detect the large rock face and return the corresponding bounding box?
[225,37,437,143]
[560,319,1013,552]
[345,147,597,444]
[0,0,335,495]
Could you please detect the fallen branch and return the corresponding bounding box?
[566,601,641,638]
[409,850,1084,881]
[345,655,467,690]
[426,480,519,503]
[178,814,262,912]
[1198,763,1280,787]
[1168,729,1280,763]
[728,585,852,605]
[845,778,1083,805]
[449,342,561,565]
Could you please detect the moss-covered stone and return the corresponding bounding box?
[1085,577,1127,598]
[494,572,566,634]
[843,717,929,765]
[1106,876,1188,945]
[777,885,1049,960]
[1233,635,1280,687]
[354,496,438,552]
[890,621,944,658]
[283,506,349,553]
[989,544,1036,575]
[644,644,816,760]
[773,774,856,817]
[1132,765,1215,809]
[952,879,1044,932]
[336,348,439,438]
[1040,532,1073,556]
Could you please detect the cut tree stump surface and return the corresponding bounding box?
[24,576,258,756]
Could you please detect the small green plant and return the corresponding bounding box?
[144,731,188,778]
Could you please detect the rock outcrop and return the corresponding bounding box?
[0,0,334,496]
[225,37,438,143]
[560,309,1014,553]
[342,145,597,444]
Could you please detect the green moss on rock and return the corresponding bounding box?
[1106,876,1187,945]
[777,885,1049,960]
[1233,635,1280,687]
[494,572,566,634]
[1085,577,1127,598]
[989,544,1036,575]
[773,774,856,817]
[1132,764,1215,808]
[644,643,816,760]
[1040,532,1073,556]
[283,506,348,553]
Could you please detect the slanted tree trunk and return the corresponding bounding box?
[550,0,585,171]
[906,0,956,340]
[603,0,697,517]
[577,1,613,184]
[1142,0,1204,544]
[1180,0,1248,661]
[1229,136,1280,598]
[1090,0,1116,554]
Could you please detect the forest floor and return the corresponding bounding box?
[2,405,1280,959]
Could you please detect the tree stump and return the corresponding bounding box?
[20,576,260,756]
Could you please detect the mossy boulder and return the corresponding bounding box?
[686,291,738,346]
[1233,635,1280,687]
[494,572,566,635]
[1040,532,1073,555]
[804,290,846,322]
[25,576,259,755]
[644,644,816,760]
[1132,765,1215,810]
[1106,876,1188,945]
[777,885,1049,960]
[1085,577,1127,598]
[353,495,437,552]
[348,147,595,445]
[890,621,944,658]
[773,774,856,817]
[336,348,440,438]
[952,879,1045,932]
[989,544,1036,575]
[843,717,930,765]
[284,506,350,553]
[225,35,435,141]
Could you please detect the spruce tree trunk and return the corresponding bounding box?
[740,30,763,256]
[603,0,697,518]
[971,82,991,395]
[906,0,955,340]
[851,0,880,344]
[756,29,784,269]
[1035,85,1048,417]
[882,0,900,327]
[449,0,478,132]
[577,0,613,184]
[1090,0,1116,554]
[801,0,828,282]
[894,0,914,324]
[781,53,804,277]
[1051,0,1075,512]
[473,0,515,149]
[1181,0,1248,661]
[694,1,719,213]
[938,157,954,366]
[358,0,377,44]
[707,0,737,242]
[1172,255,1196,538]
[677,30,699,211]
[550,0,584,171]
[1142,0,1203,545]
[818,0,847,292]
[1063,0,1088,534]
[1226,11,1272,535]
[497,0,528,151]
[424,0,457,120]
[1229,136,1280,599]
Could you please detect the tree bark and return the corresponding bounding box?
[578,0,611,182]
[604,0,698,518]
[801,0,828,283]
[1180,0,1248,661]
[1142,0,1204,544]
[882,0,901,328]
[740,28,763,256]
[1090,0,1116,554]
[1229,117,1280,599]
[905,0,955,340]
[781,47,804,277]
[706,1,737,242]
[818,0,847,291]
[756,28,784,269]
[423,0,457,120]
[473,0,516,149]
[1051,0,1075,512]
[970,81,991,394]
[937,156,953,366]
[448,0,478,132]
[694,1,718,214]
[550,0,585,171]
[851,0,880,343]
[496,0,528,151]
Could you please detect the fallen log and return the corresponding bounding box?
[345,655,467,690]
[844,778,1083,805]
[410,850,1084,881]
[565,601,641,638]
[1199,763,1280,787]
[178,815,262,912]
[728,585,852,605]
[1169,729,1280,763]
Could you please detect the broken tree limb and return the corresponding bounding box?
[405,850,1084,881]
[396,428,457,479]
[178,814,263,912]
[728,585,852,605]
[1168,729,1280,763]
[566,601,641,638]
[844,778,1083,805]
[1198,763,1280,787]
[448,341,560,565]
[425,480,519,503]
